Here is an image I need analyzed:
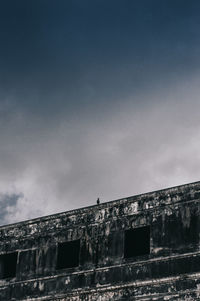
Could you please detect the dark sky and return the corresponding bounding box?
[1,0,200,225]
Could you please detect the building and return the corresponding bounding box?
[1,181,200,300]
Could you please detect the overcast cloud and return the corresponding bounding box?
[1,0,200,225]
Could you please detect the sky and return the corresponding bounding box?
[1,0,200,225]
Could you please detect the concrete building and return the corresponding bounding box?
[1,181,200,300]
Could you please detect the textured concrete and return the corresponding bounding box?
[1,181,200,300]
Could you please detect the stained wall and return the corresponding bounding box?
[0,181,200,300]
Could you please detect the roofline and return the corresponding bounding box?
[0,180,200,229]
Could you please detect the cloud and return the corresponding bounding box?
[0,73,200,225]
[1,1,200,225]
[0,193,22,225]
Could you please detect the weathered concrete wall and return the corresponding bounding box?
[1,181,200,300]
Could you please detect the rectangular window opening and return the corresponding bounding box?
[56,240,80,270]
[124,226,150,258]
[0,252,18,279]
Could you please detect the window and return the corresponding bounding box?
[0,252,18,279]
[124,226,150,258]
[56,240,80,270]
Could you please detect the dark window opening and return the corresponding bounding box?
[56,240,80,270]
[0,252,18,279]
[124,226,150,258]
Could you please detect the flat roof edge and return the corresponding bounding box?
[0,180,200,229]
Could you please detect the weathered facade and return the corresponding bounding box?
[1,181,200,300]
